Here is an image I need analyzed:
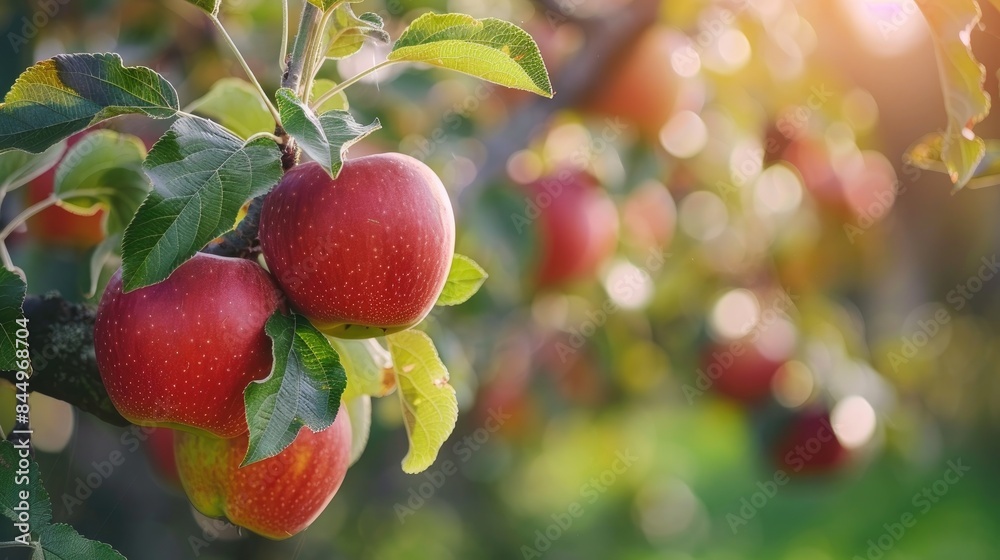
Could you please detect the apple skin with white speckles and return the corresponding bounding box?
[174,405,352,540]
[94,253,282,438]
[259,154,456,339]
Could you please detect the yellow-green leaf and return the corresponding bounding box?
[328,338,396,401]
[389,13,553,98]
[436,254,487,306]
[311,80,350,113]
[187,78,275,140]
[0,53,178,154]
[907,133,1000,189]
[386,330,458,474]
[917,0,990,190]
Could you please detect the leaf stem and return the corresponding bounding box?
[279,0,290,72]
[310,60,396,111]
[209,15,282,125]
[300,6,337,102]
[0,194,58,244]
[244,131,284,144]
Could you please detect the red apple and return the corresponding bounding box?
[259,155,455,339]
[773,409,848,475]
[94,253,282,438]
[702,316,796,405]
[522,171,619,288]
[26,132,105,248]
[174,406,352,540]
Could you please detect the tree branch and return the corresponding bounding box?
[1,294,128,426]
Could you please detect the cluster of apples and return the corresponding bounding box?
[93,153,456,539]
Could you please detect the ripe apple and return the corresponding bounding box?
[94,253,282,438]
[522,171,619,288]
[259,154,455,339]
[586,25,687,137]
[174,406,352,540]
[702,340,785,404]
[26,132,105,248]
[772,409,848,475]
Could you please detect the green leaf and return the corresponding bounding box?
[54,131,149,235]
[243,311,348,466]
[184,0,220,16]
[276,88,332,172]
[328,338,396,401]
[120,116,282,292]
[84,234,122,299]
[907,134,1000,190]
[917,0,990,190]
[318,111,381,177]
[326,7,391,60]
[0,142,65,191]
[34,524,125,560]
[345,394,371,466]
[0,269,27,371]
[311,80,349,113]
[436,254,487,306]
[276,88,380,177]
[187,78,276,140]
[0,440,51,527]
[389,13,553,98]
[386,330,458,474]
[0,53,179,154]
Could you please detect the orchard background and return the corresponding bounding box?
[2,0,1000,559]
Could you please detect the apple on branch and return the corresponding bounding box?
[94,253,283,438]
[259,153,455,339]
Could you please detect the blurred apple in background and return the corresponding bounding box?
[520,170,620,289]
[586,25,690,137]
[772,408,849,475]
